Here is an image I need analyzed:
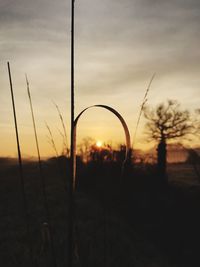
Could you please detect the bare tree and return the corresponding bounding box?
[77,137,95,162]
[144,100,192,181]
[193,109,200,137]
[187,149,200,182]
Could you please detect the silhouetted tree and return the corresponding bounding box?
[90,144,113,162]
[113,145,126,163]
[78,138,115,163]
[186,149,200,181]
[193,109,200,137]
[144,100,192,182]
[78,137,95,162]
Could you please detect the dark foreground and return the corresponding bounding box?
[0,157,200,267]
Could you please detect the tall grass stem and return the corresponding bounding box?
[53,101,69,157]
[25,75,57,267]
[68,0,75,266]
[7,62,35,266]
[132,73,156,148]
[45,122,59,157]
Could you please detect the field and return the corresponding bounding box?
[0,158,200,267]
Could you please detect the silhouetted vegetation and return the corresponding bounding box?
[1,144,200,267]
[144,100,193,182]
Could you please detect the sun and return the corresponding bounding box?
[96,140,103,148]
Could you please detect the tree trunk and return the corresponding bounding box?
[157,140,167,183]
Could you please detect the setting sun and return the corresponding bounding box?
[96,141,103,148]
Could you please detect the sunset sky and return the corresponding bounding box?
[0,0,199,157]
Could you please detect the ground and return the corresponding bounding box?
[0,158,199,267]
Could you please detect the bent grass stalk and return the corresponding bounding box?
[73,105,131,188]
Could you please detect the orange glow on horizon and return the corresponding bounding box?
[96,140,103,148]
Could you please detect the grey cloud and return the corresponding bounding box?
[0,0,199,96]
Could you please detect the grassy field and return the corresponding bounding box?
[0,158,200,267]
[167,163,200,186]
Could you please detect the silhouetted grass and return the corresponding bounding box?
[53,101,69,157]
[1,157,200,267]
[132,73,155,147]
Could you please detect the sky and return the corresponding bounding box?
[0,0,199,157]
